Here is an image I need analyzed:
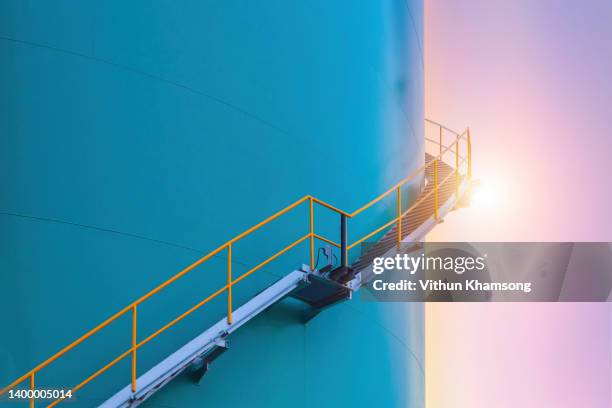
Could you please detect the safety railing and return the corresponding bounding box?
[0,119,472,407]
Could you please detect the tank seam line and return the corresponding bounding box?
[0,35,291,136]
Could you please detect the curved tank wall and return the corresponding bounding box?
[0,1,424,407]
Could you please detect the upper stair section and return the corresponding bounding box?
[352,152,465,272]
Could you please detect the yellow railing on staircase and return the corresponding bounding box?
[0,119,471,407]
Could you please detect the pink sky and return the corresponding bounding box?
[424,1,612,407]
[425,0,612,242]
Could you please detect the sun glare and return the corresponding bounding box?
[470,180,500,211]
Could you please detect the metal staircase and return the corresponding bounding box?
[352,152,465,273]
[1,120,473,408]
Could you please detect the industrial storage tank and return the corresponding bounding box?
[0,1,424,407]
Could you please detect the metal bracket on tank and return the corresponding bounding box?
[189,338,229,383]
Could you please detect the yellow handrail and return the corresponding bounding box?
[424,118,462,136]
[1,120,472,406]
[348,216,399,250]
[397,186,402,245]
[434,159,439,220]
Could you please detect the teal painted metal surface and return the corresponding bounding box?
[0,1,424,406]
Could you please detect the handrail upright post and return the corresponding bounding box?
[29,373,34,408]
[131,305,137,394]
[455,135,459,198]
[227,245,232,324]
[397,186,402,245]
[467,127,472,179]
[340,214,348,268]
[434,159,439,221]
[309,198,314,271]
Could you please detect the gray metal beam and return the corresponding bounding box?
[99,270,309,408]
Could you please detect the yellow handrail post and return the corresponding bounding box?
[227,244,232,324]
[434,159,439,221]
[131,305,137,394]
[467,127,472,179]
[439,126,443,158]
[396,186,402,245]
[340,215,348,267]
[455,136,459,198]
[309,197,314,271]
[29,373,34,408]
